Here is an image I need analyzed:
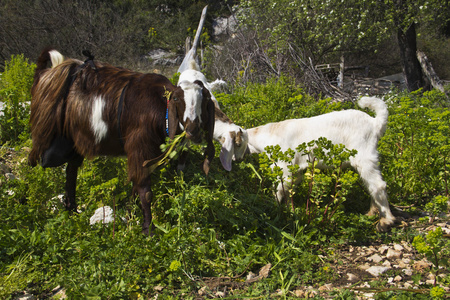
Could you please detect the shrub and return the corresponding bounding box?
[0,54,35,145]
[215,75,353,128]
[379,90,450,205]
[257,137,359,230]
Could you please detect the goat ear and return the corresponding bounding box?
[167,99,178,139]
[219,133,234,171]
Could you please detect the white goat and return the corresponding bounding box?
[178,60,248,171]
[246,97,396,232]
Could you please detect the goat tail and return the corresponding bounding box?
[33,48,65,82]
[358,96,389,137]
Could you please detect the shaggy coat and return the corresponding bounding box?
[246,97,396,232]
[29,48,215,235]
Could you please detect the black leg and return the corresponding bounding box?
[64,154,84,212]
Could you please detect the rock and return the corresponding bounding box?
[401,241,413,252]
[394,275,402,282]
[413,260,431,271]
[259,263,271,278]
[246,271,256,281]
[358,263,371,271]
[294,289,305,297]
[397,260,408,268]
[50,286,66,299]
[404,282,413,288]
[5,172,16,180]
[212,16,237,38]
[393,243,404,251]
[215,291,226,297]
[366,266,390,277]
[89,206,125,225]
[347,273,360,282]
[146,49,182,66]
[368,254,383,263]
[382,260,391,267]
[403,252,413,258]
[14,293,36,300]
[318,283,333,291]
[386,248,402,260]
[198,286,208,296]
[379,245,389,255]
[438,225,450,235]
[403,269,413,276]
[154,285,164,292]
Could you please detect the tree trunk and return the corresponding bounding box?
[417,50,445,93]
[397,22,426,91]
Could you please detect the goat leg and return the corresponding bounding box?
[202,138,215,176]
[136,176,155,236]
[64,154,84,211]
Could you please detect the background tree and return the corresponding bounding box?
[234,0,449,91]
[0,0,234,70]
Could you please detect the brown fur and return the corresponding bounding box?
[29,48,215,235]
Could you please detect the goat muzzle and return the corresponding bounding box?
[184,120,202,144]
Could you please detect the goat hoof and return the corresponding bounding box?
[376,218,395,232]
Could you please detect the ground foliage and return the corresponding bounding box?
[1,56,450,299]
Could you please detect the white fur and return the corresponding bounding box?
[177,60,248,171]
[179,69,221,105]
[90,96,108,143]
[209,79,227,92]
[246,97,395,232]
[49,50,65,67]
[215,119,249,171]
[178,80,203,123]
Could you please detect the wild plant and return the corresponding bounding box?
[0,54,35,145]
[413,226,449,290]
[380,90,450,205]
[257,137,358,228]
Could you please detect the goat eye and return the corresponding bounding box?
[173,97,178,101]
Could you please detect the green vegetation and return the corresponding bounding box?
[413,227,449,287]
[0,54,34,145]
[1,53,450,299]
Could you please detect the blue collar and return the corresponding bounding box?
[165,98,169,136]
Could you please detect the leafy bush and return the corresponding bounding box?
[257,137,359,230]
[0,54,35,145]
[379,90,450,206]
[413,227,449,287]
[215,75,354,128]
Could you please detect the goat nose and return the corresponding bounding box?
[185,123,202,143]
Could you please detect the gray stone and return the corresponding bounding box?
[393,243,404,251]
[5,173,16,180]
[386,248,402,260]
[366,266,390,277]
[347,273,360,282]
[90,206,118,225]
[368,253,383,263]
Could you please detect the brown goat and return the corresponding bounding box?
[29,48,215,235]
